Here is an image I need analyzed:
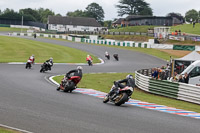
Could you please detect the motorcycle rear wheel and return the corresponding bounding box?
[114,93,128,106]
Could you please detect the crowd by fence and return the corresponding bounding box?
[135,69,200,105]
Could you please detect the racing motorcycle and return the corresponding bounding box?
[105,53,110,60]
[87,59,93,66]
[103,85,133,106]
[40,62,52,73]
[113,54,119,61]
[25,59,33,69]
[57,76,82,93]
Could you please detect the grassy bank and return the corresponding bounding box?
[109,25,155,33]
[0,127,21,133]
[53,73,200,113]
[0,27,27,32]
[0,36,100,63]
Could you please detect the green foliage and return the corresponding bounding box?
[85,2,105,22]
[66,10,87,17]
[185,9,199,22]
[0,7,55,23]
[103,20,112,29]
[116,0,153,16]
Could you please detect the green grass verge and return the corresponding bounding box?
[53,73,200,113]
[0,36,100,63]
[109,26,155,33]
[0,27,28,32]
[170,23,200,35]
[0,127,21,133]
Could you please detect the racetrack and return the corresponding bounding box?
[0,34,200,133]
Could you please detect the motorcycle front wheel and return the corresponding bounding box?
[103,95,109,103]
[114,93,128,106]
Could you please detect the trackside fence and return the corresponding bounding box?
[135,69,200,104]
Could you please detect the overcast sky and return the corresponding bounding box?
[0,0,200,20]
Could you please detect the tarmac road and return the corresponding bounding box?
[0,35,199,133]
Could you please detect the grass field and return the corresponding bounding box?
[0,27,27,32]
[0,36,100,63]
[0,127,21,133]
[109,25,155,33]
[53,73,200,113]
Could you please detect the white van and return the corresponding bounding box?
[181,60,200,85]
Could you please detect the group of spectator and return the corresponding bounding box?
[151,64,189,84]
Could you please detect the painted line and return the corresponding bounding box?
[49,75,200,120]
[0,124,33,133]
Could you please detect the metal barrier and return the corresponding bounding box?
[135,70,200,105]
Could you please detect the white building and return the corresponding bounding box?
[48,16,103,32]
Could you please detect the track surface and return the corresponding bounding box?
[0,35,200,133]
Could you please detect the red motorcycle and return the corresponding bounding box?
[57,76,81,93]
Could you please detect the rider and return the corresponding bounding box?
[105,51,110,59]
[86,55,92,61]
[28,54,35,64]
[109,74,135,97]
[45,57,53,70]
[66,66,83,79]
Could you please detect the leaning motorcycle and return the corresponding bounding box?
[87,59,93,66]
[25,59,32,69]
[40,62,51,72]
[113,54,119,61]
[103,85,133,106]
[57,76,82,93]
[105,53,110,60]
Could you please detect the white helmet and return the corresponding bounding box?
[126,74,133,79]
[77,66,82,70]
[32,54,34,57]
[50,57,53,60]
[87,55,90,57]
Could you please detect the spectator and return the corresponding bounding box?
[172,71,178,82]
[152,68,158,79]
[183,72,189,84]
[178,30,181,35]
[193,21,196,28]
[178,74,184,83]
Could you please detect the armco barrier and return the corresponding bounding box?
[135,70,200,105]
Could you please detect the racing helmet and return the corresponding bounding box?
[126,74,133,79]
[77,66,83,70]
[50,57,53,60]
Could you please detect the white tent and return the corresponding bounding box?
[176,51,200,61]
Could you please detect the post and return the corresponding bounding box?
[21,15,23,33]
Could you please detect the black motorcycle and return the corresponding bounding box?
[113,54,119,61]
[87,59,93,66]
[103,84,133,106]
[105,54,110,60]
[40,62,52,72]
[25,60,33,69]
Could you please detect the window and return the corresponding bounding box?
[189,66,200,77]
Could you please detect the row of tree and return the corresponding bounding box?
[0,0,152,24]
[0,0,199,25]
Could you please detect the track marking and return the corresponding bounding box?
[0,124,33,133]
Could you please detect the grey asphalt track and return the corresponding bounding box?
[0,35,200,133]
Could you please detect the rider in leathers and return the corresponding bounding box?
[109,74,135,97]
[66,66,83,79]
[45,57,53,70]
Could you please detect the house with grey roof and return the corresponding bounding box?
[48,16,103,32]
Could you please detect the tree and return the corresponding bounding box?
[103,20,112,29]
[185,9,198,22]
[66,10,87,17]
[37,8,55,23]
[19,8,40,21]
[116,0,153,16]
[85,2,104,22]
[0,8,21,19]
[167,12,184,21]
